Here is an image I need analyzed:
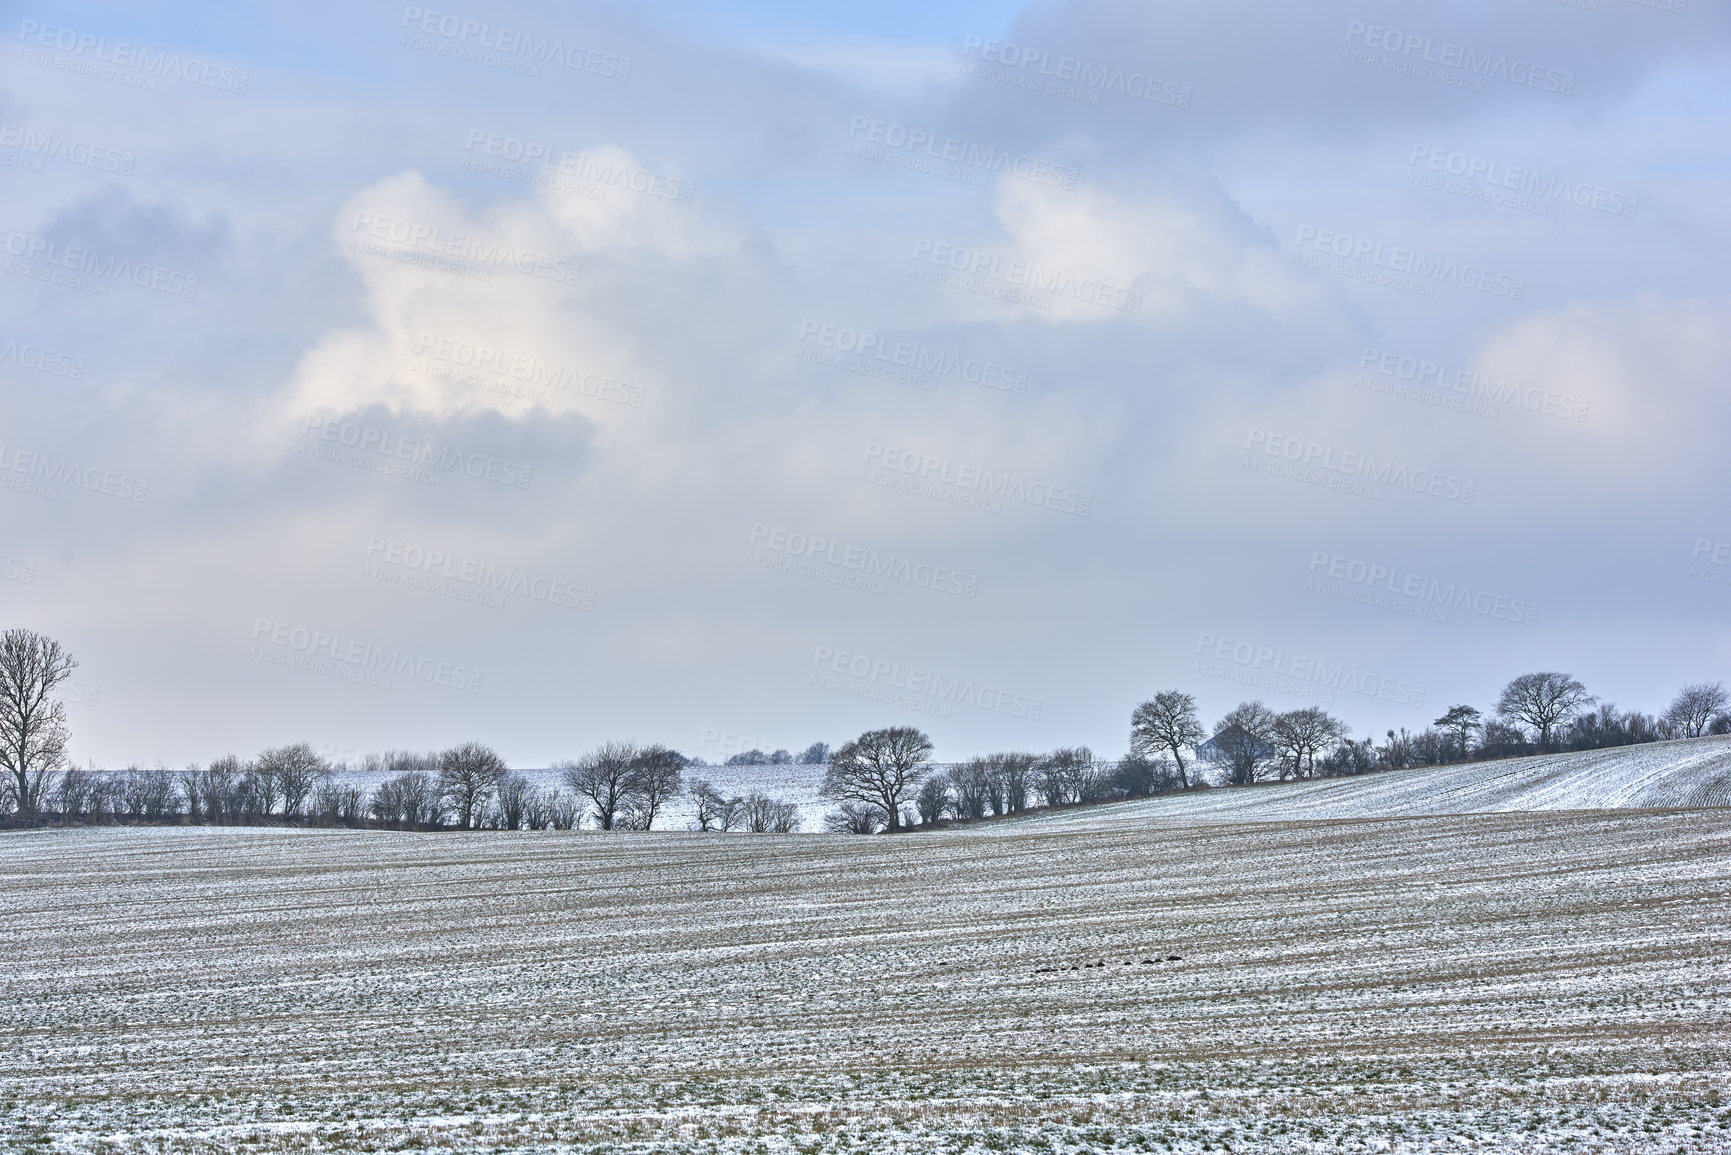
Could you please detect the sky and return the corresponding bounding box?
[3,0,1729,769]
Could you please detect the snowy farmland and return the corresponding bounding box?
[5,800,1731,1152]
[1016,734,1731,832]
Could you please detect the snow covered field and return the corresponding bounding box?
[5,805,1730,1153]
[1016,735,1731,833]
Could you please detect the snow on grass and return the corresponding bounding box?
[3,808,1731,1153]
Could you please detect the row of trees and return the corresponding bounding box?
[14,738,806,832]
[701,742,830,767]
[1119,673,1731,791]
[814,729,1187,831]
[811,675,1731,831]
[6,626,1729,832]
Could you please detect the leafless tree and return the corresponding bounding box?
[520,784,551,830]
[197,755,243,823]
[493,770,535,830]
[438,742,507,829]
[179,764,206,823]
[1036,747,1094,806]
[821,727,932,831]
[689,779,744,831]
[1664,682,1728,739]
[628,744,687,830]
[114,766,146,819]
[240,758,279,819]
[1075,757,1118,804]
[1566,702,1662,750]
[916,774,952,824]
[52,765,99,820]
[310,779,363,826]
[559,741,641,830]
[741,792,800,832]
[370,770,442,826]
[0,628,77,817]
[977,759,1006,816]
[369,775,408,825]
[1130,691,1206,788]
[1112,753,1183,797]
[823,802,887,834]
[950,761,991,818]
[1204,701,1279,786]
[982,752,1036,814]
[544,787,580,830]
[1271,708,1348,780]
[1496,672,1595,748]
[374,749,440,775]
[117,765,182,821]
[257,743,330,818]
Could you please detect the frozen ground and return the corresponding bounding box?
[1012,735,1731,833]
[4,805,1730,1153]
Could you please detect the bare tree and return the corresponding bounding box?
[1130,691,1206,788]
[1271,708,1348,780]
[950,761,992,819]
[257,743,330,818]
[1036,747,1094,806]
[1112,753,1182,798]
[1075,756,1117,804]
[916,774,952,824]
[310,779,364,826]
[1496,672,1595,748]
[494,770,535,830]
[369,774,409,825]
[627,744,686,830]
[437,742,507,828]
[179,764,206,823]
[242,759,280,819]
[796,741,831,765]
[208,755,250,823]
[1664,682,1729,739]
[407,771,447,825]
[1434,705,1483,761]
[821,727,933,831]
[689,779,744,831]
[521,784,553,830]
[559,741,640,830]
[823,802,887,834]
[370,770,443,826]
[544,787,580,830]
[976,758,1006,816]
[52,765,99,820]
[741,792,800,832]
[1204,701,1279,786]
[118,765,181,821]
[0,629,78,817]
[983,752,1036,814]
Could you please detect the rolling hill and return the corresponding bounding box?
[1008,734,1731,831]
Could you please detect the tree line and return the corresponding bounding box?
[817,674,1731,830]
[13,738,808,832]
[3,627,1727,831]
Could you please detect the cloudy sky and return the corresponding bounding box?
[4,0,1729,768]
